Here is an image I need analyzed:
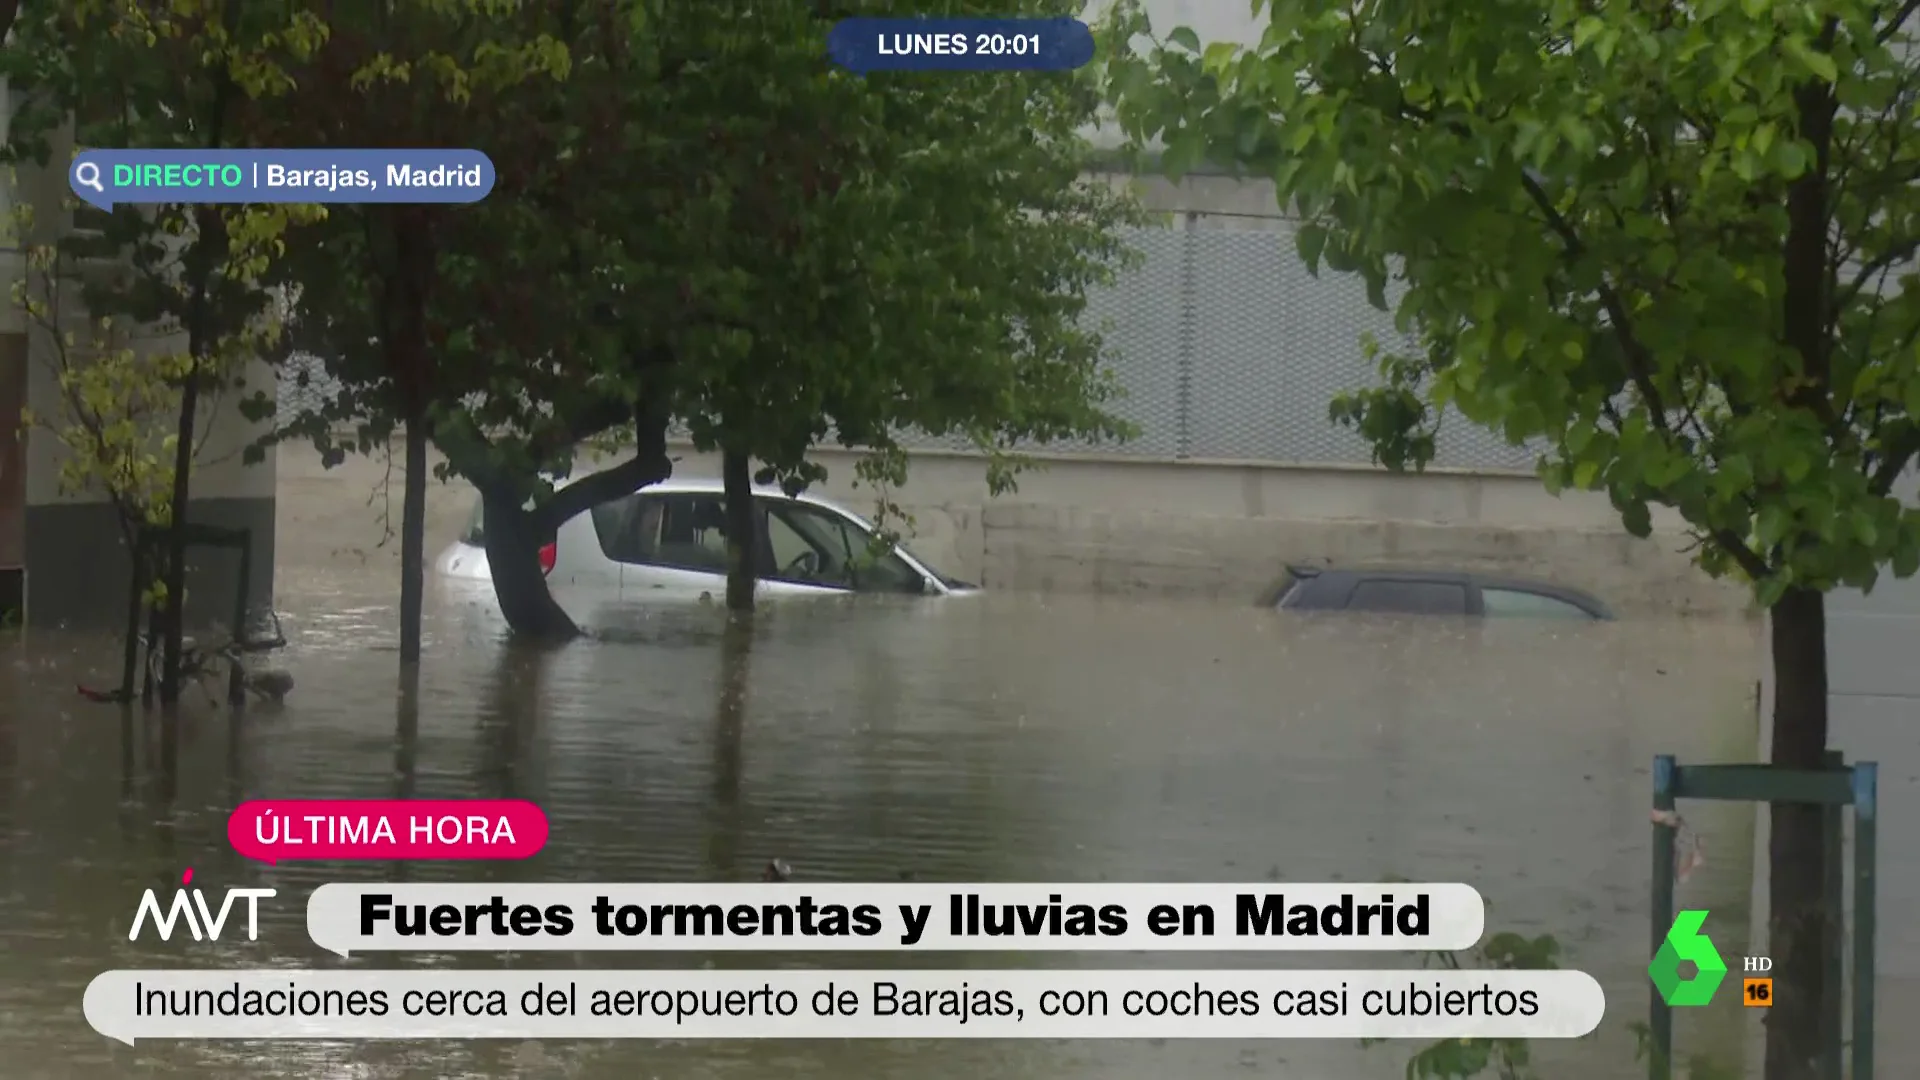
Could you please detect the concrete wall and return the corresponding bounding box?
[664,445,1751,617]
[0,332,21,618]
[282,433,1749,617]
[3,90,276,631]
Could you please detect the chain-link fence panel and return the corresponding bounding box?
[276,353,337,423]
[1184,224,1541,471]
[272,216,1547,474]
[889,225,1188,458]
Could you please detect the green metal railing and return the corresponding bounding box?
[1649,753,1879,1080]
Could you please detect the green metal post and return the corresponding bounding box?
[1651,754,1676,1080]
[1652,756,1879,1080]
[1852,763,1877,1080]
[1821,751,1844,1080]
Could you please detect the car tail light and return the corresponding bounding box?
[538,542,557,576]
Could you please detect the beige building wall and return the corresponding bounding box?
[1,81,278,630]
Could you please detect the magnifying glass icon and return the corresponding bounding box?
[73,161,104,193]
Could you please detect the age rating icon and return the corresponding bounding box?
[1650,910,1728,1007]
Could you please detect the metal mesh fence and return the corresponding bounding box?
[274,216,1542,473]
[275,352,340,422]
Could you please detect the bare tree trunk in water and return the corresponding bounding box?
[120,536,146,698]
[480,484,579,640]
[457,389,674,639]
[398,418,429,665]
[1765,586,1830,1080]
[158,366,201,704]
[160,137,231,701]
[394,664,421,800]
[723,448,757,612]
[706,617,751,877]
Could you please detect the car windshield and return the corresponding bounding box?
[578,486,968,588]
[835,520,970,589]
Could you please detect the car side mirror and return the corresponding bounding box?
[922,575,940,595]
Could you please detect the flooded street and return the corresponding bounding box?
[0,544,1768,1078]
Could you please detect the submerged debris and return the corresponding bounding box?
[1650,809,1706,883]
[244,668,295,703]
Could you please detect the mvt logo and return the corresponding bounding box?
[129,868,276,943]
[1649,909,1728,1006]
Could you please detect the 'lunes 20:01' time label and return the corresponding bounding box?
[826,18,1095,73]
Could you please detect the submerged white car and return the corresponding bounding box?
[434,477,978,599]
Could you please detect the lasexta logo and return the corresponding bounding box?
[1649,909,1727,1006]
[129,868,276,943]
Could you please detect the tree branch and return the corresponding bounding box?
[1517,170,1673,422]
[1878,0,1920,44]
[533,390,673,531]
[1712,527,1775,580]
[1832,238,1920,319]
[1869,427,1920,492]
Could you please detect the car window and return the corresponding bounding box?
[590,493,731,572]
[763,504,821,582]
[1480,587,1595,619]
[765,500,924,593]
[589,494,649,562]
[1270,571,1306,608]
[1345,579,1469,615]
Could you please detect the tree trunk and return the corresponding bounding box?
[479,484,580,640]
[706,616,752,877]
[723,448,757,612]
[398,418,429,665]
[444,391,674,639]
[157,368,200,704]
[120,534,146,698]
[1764,586,1831,1080]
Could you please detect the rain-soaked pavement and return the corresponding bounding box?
[0,545,1772,1078]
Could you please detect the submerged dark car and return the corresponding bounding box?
[1263,565,1614,620]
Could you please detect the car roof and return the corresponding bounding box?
[1276,563,1613,614]
[551,472,860,514]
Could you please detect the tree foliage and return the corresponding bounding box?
[238,0,620,647]
[2,0,322,695]
[3,0,1143,642]
[1103,0,1920,608]
[667,0,1144,497]
[266,0,1142,631]
[1101,2,1918,1074]
[11,232,183,542]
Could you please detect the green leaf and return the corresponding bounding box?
[1894,538,1920,578]
[1201,41,1240,76]
[1620,499,1652,538]
[1783,37,1838,84]
[1167,26,1201,53]
[1756,504,1788,546]
[1772,139,1809,179]
[1296,223,1329,272]
[1853,509,1880,547]
[1162,132,1205,179]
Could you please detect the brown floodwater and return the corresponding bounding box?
[0,562,1771,1078]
